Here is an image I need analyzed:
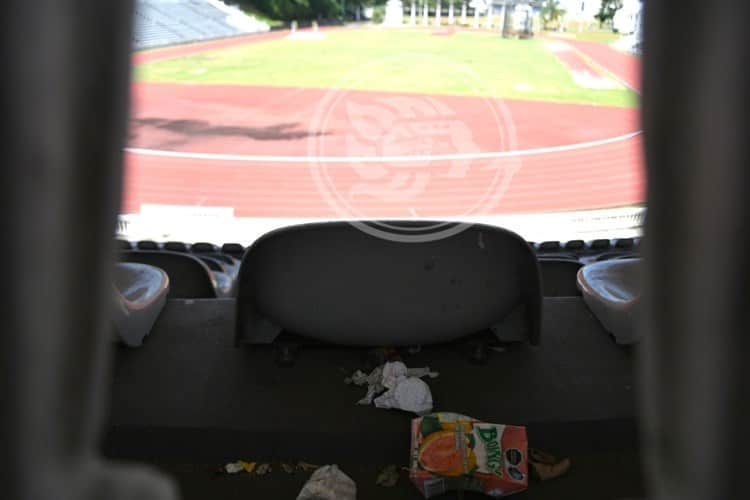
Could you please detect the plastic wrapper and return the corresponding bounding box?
[409,412,528,498]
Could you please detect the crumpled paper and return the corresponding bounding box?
[297,464,356,500]
[345,361,438,415]
[374,376,433,415]
[345,365,384,405]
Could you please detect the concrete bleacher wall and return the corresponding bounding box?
[133,0,270,50]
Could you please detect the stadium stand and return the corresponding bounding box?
[132,0,269,50]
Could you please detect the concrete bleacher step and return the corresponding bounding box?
[133,0,268,50]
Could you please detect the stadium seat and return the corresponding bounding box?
[196,255,224,272]
[137,240,159,250]
[204,252,239,268]
[538,240,561,252]
[191,242,218,253]
[588,239,612,251]
[236,221,542,347]
[112,262,169,347]
[163,241,189,252]
[201,252,240,279]
[196,255,234,297]
[120,250,217,299]
[538,257,583,297]
[614,238,635,250]
[577,258,641,344]
[564,239,585,252]
[221,243,245,259]
[115,239,132,250]
[594,251,640,262]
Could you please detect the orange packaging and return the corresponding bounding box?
[409,412,528,498]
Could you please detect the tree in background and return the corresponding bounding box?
[540,0,565,30]
[358,0,389,23]
[594,0,622,28]
[235,0,343,22]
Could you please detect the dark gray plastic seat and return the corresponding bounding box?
[112,263,169,347]
[120,250,217,299]
[236,221,542,347]
[539,257,583,297]
[577,258,641,344]
[197,256,234,297]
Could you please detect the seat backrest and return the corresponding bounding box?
[202,252,236,266]
[538,257,583,297]
[236,222,542,347]
[221,243,245,259]
[120,250,216,299]
[136,240,159,250]
[115,239,132,250]
[197,255,225,273]
[191,242,217,253]
[163,241,188,252]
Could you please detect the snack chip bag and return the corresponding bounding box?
[409,412,528,498]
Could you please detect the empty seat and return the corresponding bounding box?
[196,256,234,297]
[614,238,635,250]
[595,251,640,262]
[539,257,583,297]
[221,243,245,259]
[191,242,217,253]
[564,240,585,252]
[201,252,241,279]
[137,240,159,250]
[112,263,169,347]
[236,221,542,347]
[577,258,641,344]
[120,250,217,299]
[115,239,132,250]
[588,239,612,251]
[163,241,188,252]
[538,241,561,252]
[203,252,238,268]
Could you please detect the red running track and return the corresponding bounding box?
[565,38,641,93]
[123,31,644,218]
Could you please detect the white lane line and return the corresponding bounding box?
[124,130,641,163]
[567,45,641,95]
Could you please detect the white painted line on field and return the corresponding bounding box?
[568,44,641,95]
[124,130,642,163]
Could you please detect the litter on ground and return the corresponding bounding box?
[297,464,356,500]
[223,460,256,475]
[255,463,272,475]
[345,361,438,415]
[376,464,400,487]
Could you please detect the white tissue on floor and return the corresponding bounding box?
[346,360,437,415]
[297,464,357,500]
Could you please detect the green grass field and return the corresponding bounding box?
[135,29,637,107]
